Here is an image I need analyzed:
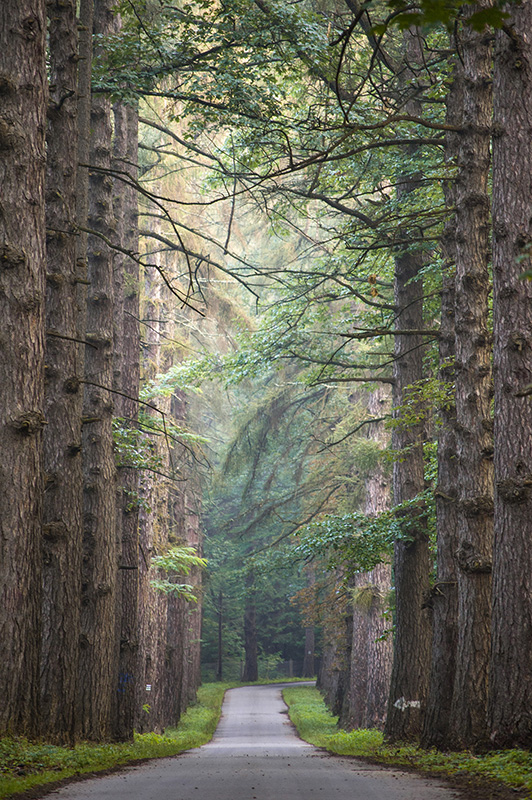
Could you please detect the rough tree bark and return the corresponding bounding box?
[488,0,532,748]
[75,0,92,301]
[112,101,140,741]
[385,230,432,743]
[317,586,352,716]
[159,389,202,725]
[384,30,432,742]
[180,488,203,708]
[41,0,83,744]
[449,10,493,748]
[0,0,47,738]
[163,589,185,728]
[134,223,195,733]
[134,226,166,734]
[78,0,118,740]
[422,59,462,750]
[343,563,392,730]
[341,390,392,731]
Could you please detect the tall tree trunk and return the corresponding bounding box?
[384,32,432,738]
[318,581,353,717]
[341,390,392,731]
[449,10,493,748]
[0,0,47,738]
[242,572,258,682]
[422,57,462,750]
[303,626,316,678]
[75,0,92,305]
[488,0,532,748]
[344,565,392,731]
[160,394,187,727]
[162,593,185,727]
[41,0,83,744]
[135,218,165,733]
[302,566,316,678]
[344,575,369,729]
[364,563,393,728]
[112,101,140,741]
[181,490,203,707]
[217,590,224,680]
[78,0,118,740]
[134,224,181,733]
[361,397,392,729]
[385,238,431,742]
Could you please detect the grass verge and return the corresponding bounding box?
[283,686,532,799]
[0,682,232,800]
[0,679,312,800]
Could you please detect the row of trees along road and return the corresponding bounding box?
[0,0,206,743]
[3,0,532,755]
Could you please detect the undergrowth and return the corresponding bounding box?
[283,686,532,798]
[0,682,230,800]
[8,681,528,800]
[0,679,311,799]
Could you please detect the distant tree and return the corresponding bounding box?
[242,570,259,681]
[192,350,367,681]
[302,568,317,678]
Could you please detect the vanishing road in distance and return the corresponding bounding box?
[44,684,459,800]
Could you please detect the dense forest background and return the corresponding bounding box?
[2,0,532,754]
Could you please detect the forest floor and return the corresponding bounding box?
[284,686,532,800]
[5,684,460,800]
[0,683,231,800]
[0,679,307,800]
[1,682,531,800]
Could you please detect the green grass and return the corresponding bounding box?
[0,682,231,800]
[11,681,528,800]
[237,677,315,686]
[283,686,532,798]
[0,679,313,799]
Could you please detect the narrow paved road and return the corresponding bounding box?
[45,685,459,800]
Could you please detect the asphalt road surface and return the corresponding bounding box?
[45,684,459,800]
